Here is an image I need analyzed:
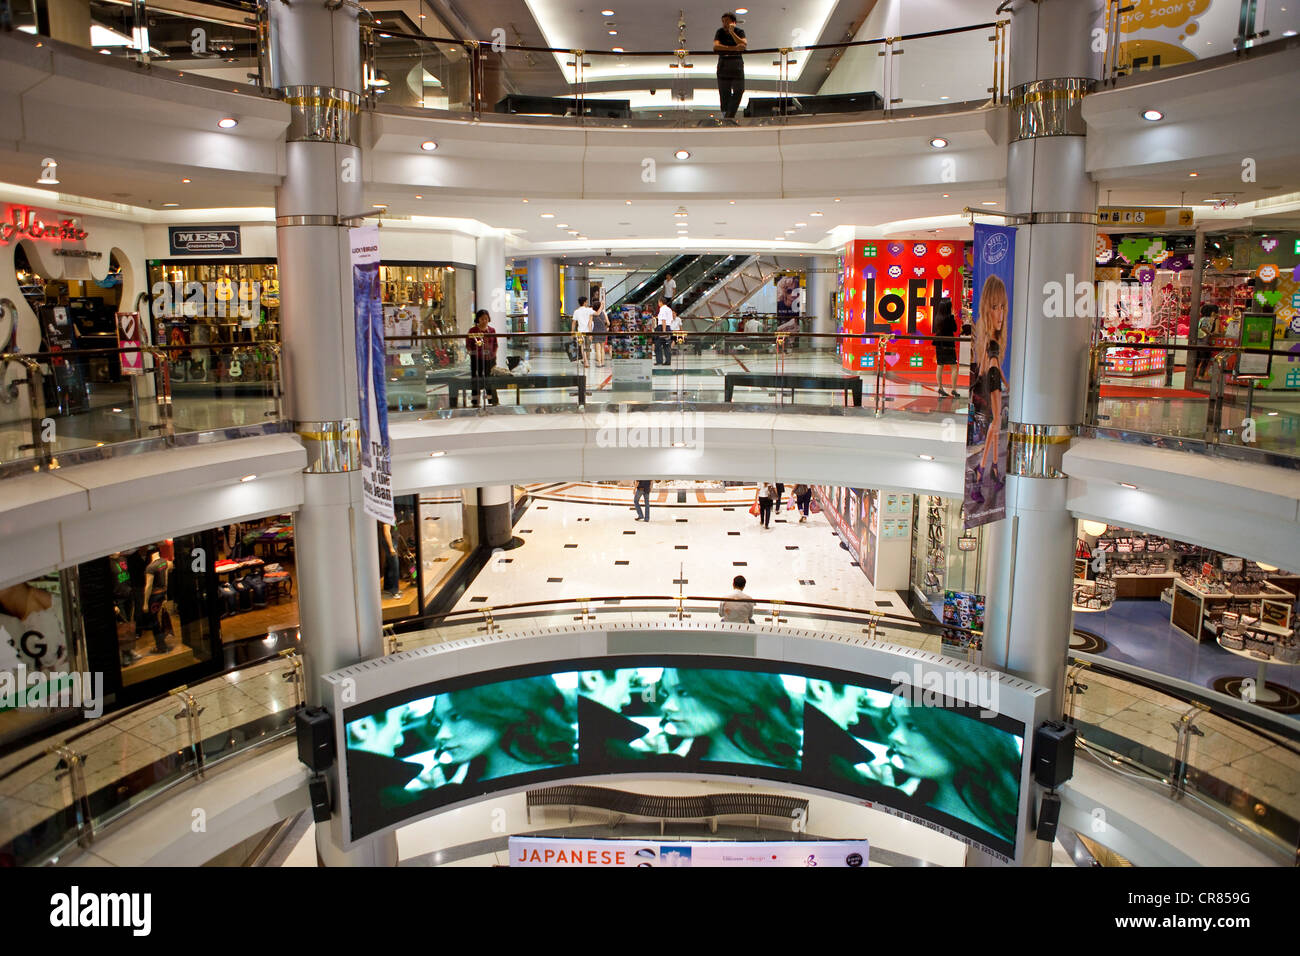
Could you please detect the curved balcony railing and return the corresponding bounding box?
[0,649,303,867]
[2,594,1295,866]
[0,343,287,478]
[1082,341,1300,469]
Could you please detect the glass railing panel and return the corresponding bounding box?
[125,1,262,86]
[372,35,471,111]
[1114,2,1246,78]
[168,343,281,434]
[484,44,594,119]
[892,30,1001,107]
[807,38,886,112]
[1254,2,1300,46]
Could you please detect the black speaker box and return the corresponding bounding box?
[1033,720,1077,788]
[308,774,332,823]
[1035,792,1061,842]
[296,706,335,772]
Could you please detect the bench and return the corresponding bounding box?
[441,374,587,408]
[525,784,809,834]
[724,373,863,407]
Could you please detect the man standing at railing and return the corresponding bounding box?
[714,12,747,121]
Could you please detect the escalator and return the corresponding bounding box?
[677,255,749,324]
[607,254,696,312]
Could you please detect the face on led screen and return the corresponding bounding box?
[343,660,1025,857]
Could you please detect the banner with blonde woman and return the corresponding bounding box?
[964,224,1015,528]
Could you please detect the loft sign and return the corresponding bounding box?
[168,226,241,255]
[0,205,88,243]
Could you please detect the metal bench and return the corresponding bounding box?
[442,374,587,408]
[525,784,809,834]
[723,372,863,407]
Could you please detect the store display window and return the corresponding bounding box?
[380,497,421,622]
[378,262,474,411]
[146,258,280,387]
[417,491,470,613]
[910,495,981,616]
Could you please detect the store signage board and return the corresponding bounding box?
[168,226,241,256]
[509,837,869,868]
[0,204,88,244]
[1237,311,1275,378]
[1097,207,1193,228]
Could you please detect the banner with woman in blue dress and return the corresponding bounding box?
[964,224,1015,529]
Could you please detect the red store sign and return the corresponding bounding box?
[0,204,89,243]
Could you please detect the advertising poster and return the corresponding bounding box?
[941,590,986,653]
[839,239,964,373]
[963,224,1015,529]
[351,225,394,524]
[509,837,869,867]
[115,312,144,376]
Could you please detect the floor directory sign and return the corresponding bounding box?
[351,224,394,524]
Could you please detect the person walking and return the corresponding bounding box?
[592,296,609,366]
[1193,303,1219,382]
[933,297,960,397]
[465,308,499,406]
[757,481,776,529]
[572,295,595,368]
[633,479,652,521]
[719,574,755,623]
[793,483,812,522]
[663,273,677,302]
[714,12,747,122]
[655,297,675,366]
[774,482,785,514]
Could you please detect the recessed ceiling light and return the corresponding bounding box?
[784,229,795,234]
[811,211,823,216]
[774,236,786,241]
[981,200,998,205]
[162,202,179,207]
[1188,171,1199,177]
[568,230,580,235]
[557,223,569,227]
[834,197,841,202]
[1140,109,1164,121]
[612,46,624,52]
[625,200,632,205]
[918,454,935,461]
[373,203,387,209]
[522,198,529,203]
[608,30,617,35]
[415,194,423,199]
[929,136,948,148]
[421,140,437,151]
[217,117,238,128]
[181,178,191,183]
[541,212,555,218]
[735,6,748,13]
[601,8,615,15]
[240,474,257,482]
[674,149,690,160]
[795,222,807,227]
[419,13,426,18]
[942,193,950,198]
[729,200,736,205]
[1118,482,1139,490]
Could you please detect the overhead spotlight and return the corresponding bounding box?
[1118,482,1139,490]
[673,206,688,217]
[811,211,823,216]
[181,178,192,183]
[625,200,632,205]
[240,474,257,482]
[429,451,446,458]
[217,117,238,128]
[981,200,998,205]
[557,223,569,228]
[929,136,949,148]
[420,140,438,151]
[795,222,807,228]
[833,197,841,202]
[601,8,615,15]
[522,198,529,203]
[162,202,179,207]
[608,29,618,35]
[612,47,624,52]
[541,212,555,218]
[735,6,748,13]
[415,194,423,199]
[1188,171,1199,177]
[1140,109,1164,121]
[918,454,935,461]
[674,149,690,160]
[942,193,950,198]
[373,203,388,209]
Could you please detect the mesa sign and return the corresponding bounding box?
[168,226,241,255]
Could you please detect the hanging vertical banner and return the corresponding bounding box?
[351,224,394,524]
[964,224,1015,529]
[115,312,144,376]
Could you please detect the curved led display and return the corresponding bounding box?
[337,648,1036,861]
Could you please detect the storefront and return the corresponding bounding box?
[839,239,965,374]
[378,260,475,412]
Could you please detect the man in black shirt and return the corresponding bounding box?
[714,12,747,121]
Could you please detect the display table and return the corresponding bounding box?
[1103,348,1163,377]
[1215,635,1299,706]
[1114,572,1177,600]
[1170,579,1292,643]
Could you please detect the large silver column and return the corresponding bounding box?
[527,255,559,352]
[976,0,1103,869]
[563,263,589,320]
[476,231,506,365]
[271,1,395,867]
[805,255,838,348]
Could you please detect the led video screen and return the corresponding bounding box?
[342,656,1027,859]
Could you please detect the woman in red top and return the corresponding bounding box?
[465,309,499,406]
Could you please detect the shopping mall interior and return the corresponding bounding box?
[0,0,1298,883]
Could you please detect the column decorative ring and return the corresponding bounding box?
[1010,77,1093,141]
[1007,422,1074,478]
[297,419,361,473]
[283,85,362,145]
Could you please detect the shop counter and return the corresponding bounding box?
[1170,579,1291,643]
[1114,572,1177,600]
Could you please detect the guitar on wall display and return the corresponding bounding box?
[215,277,234,301]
